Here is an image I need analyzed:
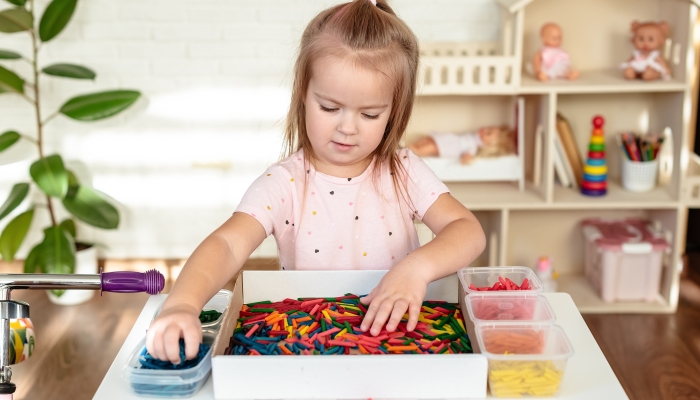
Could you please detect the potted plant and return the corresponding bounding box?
[0,0,141,304]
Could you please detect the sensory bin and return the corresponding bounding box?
[225,294,473,356]
[122,332,216,397]
[122,289,233,397]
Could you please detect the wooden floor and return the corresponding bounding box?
[2,258,700,400]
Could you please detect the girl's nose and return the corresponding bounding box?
[337,112,358,135]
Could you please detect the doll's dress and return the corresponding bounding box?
[620,50,670,80]
[540,46,571,79]
[429,131,482,159]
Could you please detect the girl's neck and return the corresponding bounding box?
[311,153,375,179]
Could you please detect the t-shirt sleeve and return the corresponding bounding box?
[234,166,294,237]
[402,149,450,220]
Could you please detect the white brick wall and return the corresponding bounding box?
[0,0,499,259]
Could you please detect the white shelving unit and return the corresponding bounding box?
[409,0,700,313]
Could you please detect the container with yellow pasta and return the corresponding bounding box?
[476,323,574,397]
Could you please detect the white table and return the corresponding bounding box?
[95,293,628,400]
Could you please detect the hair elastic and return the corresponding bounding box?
[370,0,377,5]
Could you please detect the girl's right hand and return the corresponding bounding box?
[146,303,203,364]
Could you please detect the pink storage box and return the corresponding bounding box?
[581,218,669,302]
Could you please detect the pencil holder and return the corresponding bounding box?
[621,156,658,192]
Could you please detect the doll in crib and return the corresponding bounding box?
[532,23,579,81]
[408,126,515,165]
[621,21,670,81]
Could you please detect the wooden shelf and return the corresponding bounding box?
[447,181,544,210]
[519,69,688,95]
[556,275,673,314]
[552,180,679,209]
[448,180,680,210]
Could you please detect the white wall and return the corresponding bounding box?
[0,0,500,259]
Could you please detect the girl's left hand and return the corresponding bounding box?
[359,262,430,336]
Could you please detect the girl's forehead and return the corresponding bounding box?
[309,56,393,105]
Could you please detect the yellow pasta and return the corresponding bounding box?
[488,359,563,397]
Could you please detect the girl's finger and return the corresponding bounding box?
[370,299,394,336]
[406,301,421,331]
[385,298,409,332]
[145,324,157,358]
[360,296,381,332]
[151,328,167,362]
[183,323,203,360]
[360,287,377,305]
[163,325,183,364]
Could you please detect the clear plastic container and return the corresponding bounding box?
[121,331,217,397]
[458,266,543,295]
[476,323,574,398]
[466,294,556,324]
[152,289,232,328]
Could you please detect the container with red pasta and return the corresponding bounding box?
[458,266,544,296]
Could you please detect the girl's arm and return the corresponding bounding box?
[146,212,266,363]
[360,193,485,336]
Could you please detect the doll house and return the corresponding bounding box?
[409,0,699,313]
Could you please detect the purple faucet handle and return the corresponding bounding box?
[100,269,165,295]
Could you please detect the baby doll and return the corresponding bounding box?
[621,20,670,81]
[532,23,579,81]
[408,126,515,165]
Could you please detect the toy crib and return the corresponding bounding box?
[417,1,522,95]
[418,41,518,95]
[420,97,526,191]
[414,1,526,190]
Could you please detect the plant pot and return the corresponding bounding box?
[46,244,98,306]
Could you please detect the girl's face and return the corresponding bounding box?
[305,56,393,177]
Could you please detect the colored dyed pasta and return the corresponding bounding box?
[224,294,472,356]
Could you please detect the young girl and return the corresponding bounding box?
[146,0,486,364]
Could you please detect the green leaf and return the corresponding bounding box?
[5,0,28,6]
[23,242,43,273]
[42,63,96,80]
[0,7,32,33]
[30,154,68,198]
[38,225,75,274]
[59,218,76,237]
[38,0,77,42]
[59,90,141,121]
[0,64,24,94]
[0,49,22,59]
[0,182,29,221]
[0,209,33,262]
[51,289,65,297]
[62,185,119,229]
[66,169,79,187]
[0,130,20,152]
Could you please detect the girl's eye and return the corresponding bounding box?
[319,105,337,113]
[363,113,379,120]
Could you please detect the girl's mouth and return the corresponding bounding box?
[333,141,354,152]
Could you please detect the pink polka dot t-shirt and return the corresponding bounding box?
[235,148,449,270]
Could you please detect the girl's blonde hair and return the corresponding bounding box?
[283,0,420,209]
